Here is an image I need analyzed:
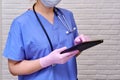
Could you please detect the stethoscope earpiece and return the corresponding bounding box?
[66,27,76,34]
[66,31,69,34]
[73,27,76,30]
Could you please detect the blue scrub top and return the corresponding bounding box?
[3,8,78,80]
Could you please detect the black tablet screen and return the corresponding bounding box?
[61,39,103,54]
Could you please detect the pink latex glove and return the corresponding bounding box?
[39,47,79,68]
[74,34,89,45]
[74,34,90,56]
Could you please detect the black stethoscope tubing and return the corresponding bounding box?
[33,3,76,52]
[33,3,54,51]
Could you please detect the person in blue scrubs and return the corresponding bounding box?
[3,0,88,80]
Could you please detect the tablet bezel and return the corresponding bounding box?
[61,39,103,54]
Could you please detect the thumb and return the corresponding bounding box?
[80,34,90,42]
[57,47,67,52]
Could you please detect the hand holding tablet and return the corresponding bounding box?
[61,39,103,54]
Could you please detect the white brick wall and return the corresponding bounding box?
[1,0,120,80]
[0,0,2,79]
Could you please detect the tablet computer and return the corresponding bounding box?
[61,39,103,54]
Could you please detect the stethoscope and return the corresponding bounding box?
[33,3,76,52]
[54,8,76,34]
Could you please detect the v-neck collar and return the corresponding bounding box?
[28,10,59,30]
[35,11,56,26]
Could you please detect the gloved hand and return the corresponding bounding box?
[74,34,90,56]
[74,34,89,45]
[39,47,79,68]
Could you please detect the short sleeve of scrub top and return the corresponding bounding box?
[3,19,25,61]
[3,8,79,80]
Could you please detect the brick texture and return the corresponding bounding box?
[1,0,120,80]
[0,0,2,79]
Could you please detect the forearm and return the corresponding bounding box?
[8,47,79,76]
[8,59,42,76]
